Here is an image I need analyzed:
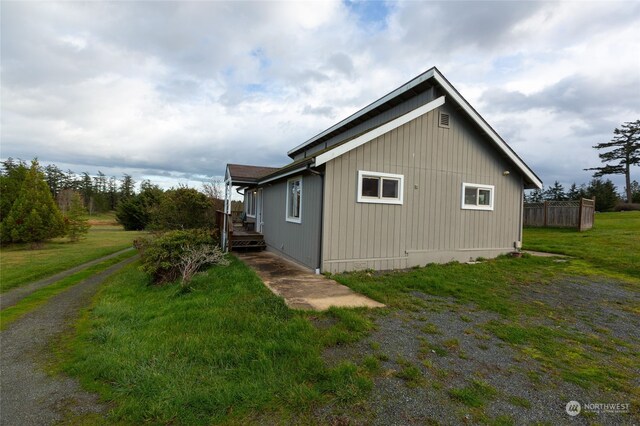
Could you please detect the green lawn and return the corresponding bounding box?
[1,225,145,293]
[58,257,374,424]
[56,213,640,424]
[0,249,137,330]
[523,211,640,279]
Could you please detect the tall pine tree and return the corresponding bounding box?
[65,192,90,242]
[585,120,639,203]
[1,160,66,247]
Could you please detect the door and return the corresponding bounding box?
[256,188,264,233]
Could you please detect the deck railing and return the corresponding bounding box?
[215,210,233,249]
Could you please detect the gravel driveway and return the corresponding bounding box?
[0,256,137,426]
[319,277,640,425]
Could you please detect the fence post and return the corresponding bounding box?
[578,198,583,231]
[543,201,548,227]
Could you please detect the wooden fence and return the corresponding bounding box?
[523,198,595,231]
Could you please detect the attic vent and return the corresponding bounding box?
[439,111,450,129]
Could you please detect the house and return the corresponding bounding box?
[223,67,543,273]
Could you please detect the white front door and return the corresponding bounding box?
[256,188,264,233]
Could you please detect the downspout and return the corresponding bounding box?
[307,164,324,274]
[518,175,524,248]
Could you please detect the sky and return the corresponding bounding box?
[2,1,639,193]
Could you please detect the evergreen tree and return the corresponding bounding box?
[585,120,640,203]
[108,176,119,210]
[0,158,28,223]
[79,172,94,209]
[527,188,544,203]
[44,164,66,198]
[626,180,640,203]
[120,174,135,200]
[566,183,580,200]
[544,181,566,201]
[586,178,618,211]
[0,160,66,247]
[65,192,90,242]
[151,187,211,230]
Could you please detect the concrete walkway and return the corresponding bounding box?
[236,251,385,311]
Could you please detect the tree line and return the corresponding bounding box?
[0,158,238,247]
[1,159,91,246]
[525,178,639,211]
[1,158,136,217]
[528,119,639,211]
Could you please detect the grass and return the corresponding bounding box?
[448,379,497,407]
[332,255,568,316]
[330,213,640,401]
[56,256,375,424]
[394,362,425,387]
[523,211,640,279]
[54,212,639,423]
[0,250,137,330]
[1,223,145,293]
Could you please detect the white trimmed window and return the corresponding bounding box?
[246,190,256,217]
[357,170,403,204]
[286,176,302,223]
[461,182,494,211]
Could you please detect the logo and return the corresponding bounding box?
[566,400,581,416]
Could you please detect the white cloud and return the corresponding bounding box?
[1,0,639,192]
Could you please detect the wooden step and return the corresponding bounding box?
[229,230,266,251]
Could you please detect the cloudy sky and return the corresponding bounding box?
[2,1,639,192]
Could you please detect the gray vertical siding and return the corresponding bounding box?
[261,172,322,270]
[321,104,524,273]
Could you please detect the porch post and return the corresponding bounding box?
[222,178,231,251]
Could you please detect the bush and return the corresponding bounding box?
[151,187,213,231]
[116,196,149,230]
[137,229,227,285]
[613,202,640,211]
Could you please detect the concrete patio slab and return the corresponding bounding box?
[522,250,569,257]
[236,251,385,311]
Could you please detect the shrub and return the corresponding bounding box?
[151,187,213,231]
[613,202,640,211]
[177,244,229,285]
[137,229,227,285]
[116,196,149,230]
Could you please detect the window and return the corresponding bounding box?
[461,182,494,210]
[286,176,302,223]
[357,170,403,204]
[246,190,256,217]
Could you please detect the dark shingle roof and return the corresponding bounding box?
[227,164,279,183]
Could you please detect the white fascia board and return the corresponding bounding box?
[287,68,436,156]
[258,165,309,185]
[314,96,445,167]
[431,71,543,189]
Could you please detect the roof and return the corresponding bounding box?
[286,66,542,189]
[287,67,438,158]
[226,164,279,184]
